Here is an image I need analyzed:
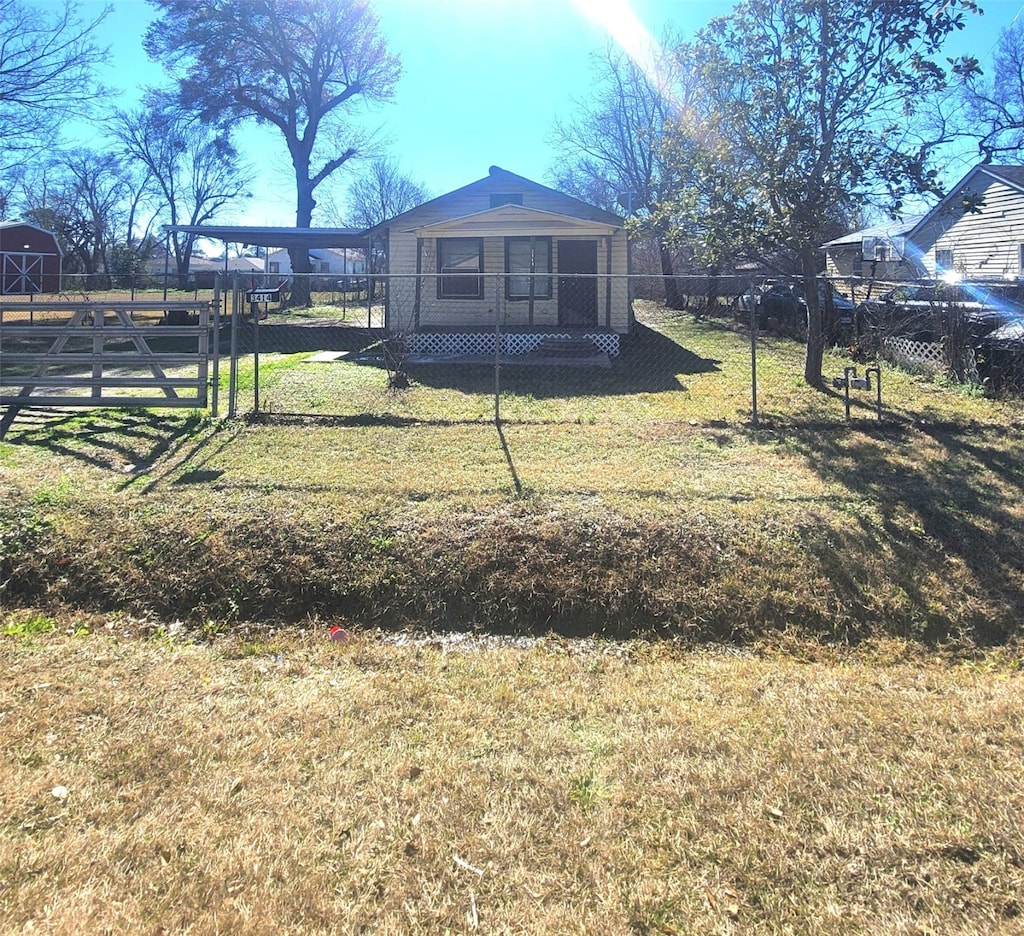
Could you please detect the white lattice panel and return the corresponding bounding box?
[406,332,620,357]
[882,337,946,372]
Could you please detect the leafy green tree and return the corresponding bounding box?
[670,0,980,386]
[144,0,400,304]
[113,92,252,289]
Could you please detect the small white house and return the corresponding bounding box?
[368,166,631,352]
[823,164,1024,282]
[266,247,366,278]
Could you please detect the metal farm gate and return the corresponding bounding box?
[0,299,217,438]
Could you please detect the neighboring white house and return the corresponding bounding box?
[822,217,923,281]
[266,247,366,277]
[823,164,1024,282]
[368,166,631,341]
[143,249,264,278]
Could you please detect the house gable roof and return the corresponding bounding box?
[411,204,620,237]
[979,165,1024,193]
[822,163,1024,251]
[372,166,624,233]
[906,164,1024,236]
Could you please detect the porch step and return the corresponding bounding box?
[533,336,602,357]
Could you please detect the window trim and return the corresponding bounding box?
[505,236,552,301]
[437,237,484,300]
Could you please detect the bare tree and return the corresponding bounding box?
[345,158,429,229]
[112,91,252,288]
[549,42,694,309]
[145,0,400,305]
[0,0,111,171]
[21,151,146,277]
[961,18,1024,162]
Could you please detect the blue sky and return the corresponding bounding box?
[55,0,1024,227]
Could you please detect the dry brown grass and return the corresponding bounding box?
[2,624,1022,934]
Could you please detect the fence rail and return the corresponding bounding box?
[0,298,215,437]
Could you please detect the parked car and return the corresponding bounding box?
[735,280,854,331]
[857,281,1024,340]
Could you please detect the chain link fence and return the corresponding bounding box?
[219,271,1023,428]
[3,271,1021,432]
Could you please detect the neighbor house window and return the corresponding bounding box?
[935,248,954,272]
[874,243,892,262]
[490,193,523,208]
[506,237,551,300]
[438,238,483,298]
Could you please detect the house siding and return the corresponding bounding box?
[914,173,1024,280]
[383,171,630,334]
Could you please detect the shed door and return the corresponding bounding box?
[2,253,43,294]
[557,240,598,326]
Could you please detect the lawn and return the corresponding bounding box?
[2,307,1024,932]
[2,306,1022,641]
[1,627,1022,935]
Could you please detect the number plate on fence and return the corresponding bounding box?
[247,289,280,303]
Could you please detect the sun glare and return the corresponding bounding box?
[567,0,679,109]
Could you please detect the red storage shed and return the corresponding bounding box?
[0,222,62,294]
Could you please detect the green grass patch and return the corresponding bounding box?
[1,309,1022,644]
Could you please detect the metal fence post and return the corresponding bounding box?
[228,271,239,418]
[750,302,759,428]
[494,274,501,424]
[211,274,220,417]
[252,284,260,414]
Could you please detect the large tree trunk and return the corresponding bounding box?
[802,245,825,389]
[658,238,685,310]
[704,259,721,319]
[290,175,316,307]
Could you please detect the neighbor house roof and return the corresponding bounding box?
[823,163,1024,251]
[980,165,1024,193]
[822,217,924,249]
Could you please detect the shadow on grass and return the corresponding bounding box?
[230,322,381,355]
[246,323,716,399]
[778,419,1024,644]
[4,409,208,476]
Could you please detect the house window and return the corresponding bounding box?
[874,243,892,262]
[438,238,483,299]
[269,262,280,274]
[935,248,954,272]
[490,193,523,208]
[506,237,551,300]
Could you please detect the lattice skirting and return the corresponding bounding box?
[881,337,946,372]
[405,332,620,357]
[881,336,978,380]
